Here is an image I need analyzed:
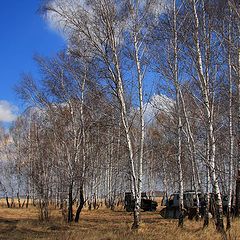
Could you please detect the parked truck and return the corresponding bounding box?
[124,192,158,212]
[160,191,233,219]
[160,191,203,219]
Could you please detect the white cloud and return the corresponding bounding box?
[45,0,168,45]
[0,100,18,123]
[45,0,90,34]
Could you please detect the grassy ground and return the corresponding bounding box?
[0,200,239,240]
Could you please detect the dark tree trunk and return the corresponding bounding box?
[88,201,92,211]
[226,207,231,230]
[68,182,73,223]
[178,204,184,228]
[235,171,240,216]
[17,192,21,208]
[203,195,209,228]
[11,197,14,208]
[43,199,49,221]
[203,210,209,228]
[6,195,10,208]
[75,186,84,223]
[26,194,29,208]
[93,193,97,209]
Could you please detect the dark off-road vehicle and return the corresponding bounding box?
[160,191,234,219]
[160,191,202,219]
[124,192,158,212]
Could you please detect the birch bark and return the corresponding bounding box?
[191,0,224,231]
[172,0,184,227]
[227,8,234,229]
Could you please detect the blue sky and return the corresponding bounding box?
[0,0,65,123]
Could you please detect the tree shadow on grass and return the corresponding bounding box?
[0,228,49,240]
[0,218,19,233]
[0,217,64,240]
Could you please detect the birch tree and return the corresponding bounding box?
[190,0,224,231]
[151,0,187,226]
[43,0,163,228]
[226,4,234,229]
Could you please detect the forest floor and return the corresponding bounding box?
[0,200,239,240]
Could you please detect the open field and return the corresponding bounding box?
[0,201,240,240]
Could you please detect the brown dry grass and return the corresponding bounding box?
[0,200,239,240]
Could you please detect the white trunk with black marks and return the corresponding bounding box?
[191,0,224,231]
[112,48,139,227]
[108,31,138,196]
[172,0,184,227]
[98,12,140,226]
[129,1,145,228]
[204,152,211,228]
[208,120,224,228]
[177,105,184,227]
[236,44,240,216]
[227,13,234,229]
[80,75,86,175]
[133,30,145,228]
[75,73,86,223]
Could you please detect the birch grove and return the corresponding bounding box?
[0,0,240,234]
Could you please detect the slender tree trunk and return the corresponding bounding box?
[163,160,168,199]
[204,141,210,228]
[17,192,21,208]
[177,112,184,228]
[191,0,224,231]
[227,10,234,229]
[43,197,49,221]
[26,193,29,208]
[203,175,210,228]
[111,40,139,229]
[210,124,224,231]
[172,0,184,227]
[235,44,240,217]
[75,185,84,223]
[6,195,10,208]
[132,19,145,228]
[68,181,73,223]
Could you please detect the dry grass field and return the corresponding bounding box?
[0,199,240,240]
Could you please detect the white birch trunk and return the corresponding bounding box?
[204,146,210,228]
[236,40,240,216]
[133,29,145,229]
[75,73,86,222]
[112,46,139,228]
[227,11,234,229]
[191,0,224,231]
[172,0,184,226]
